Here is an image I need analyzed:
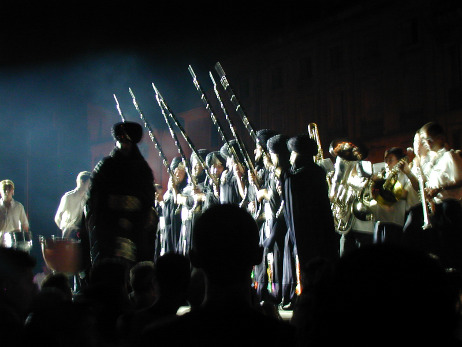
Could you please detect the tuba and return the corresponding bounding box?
[328,139,369,234]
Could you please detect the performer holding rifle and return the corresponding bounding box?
[152,83,213,255]
[209,69,261,214]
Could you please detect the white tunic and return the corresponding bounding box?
[0,198,29,235]
[426,149,462,204]
[54,188,87,236]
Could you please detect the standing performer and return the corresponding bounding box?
[202,151,226,211]
[401,131,435,252]
[282,135,339,292]
[419,122,462,270]
[153,183,164,261]
[162,156,188,254]
[219,140,247,205]
[370,147,410,245]
[250,129,278,303]
[55,171,91,239]
[177,149,209,255]
[85,121,158,266]
[0,179,30,250]
[262,134,291,305]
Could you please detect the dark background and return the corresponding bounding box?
[0,0,392,270]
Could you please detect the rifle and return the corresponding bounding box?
[187,65,244,176]
[214,62,270,159]
[149,85,196,189]
[127,88,175,179]
[152,82,219,188]
[113,94,126,122]
[209,71,259,189]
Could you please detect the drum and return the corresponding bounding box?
[2,230,33,253]
[39,236,83,275]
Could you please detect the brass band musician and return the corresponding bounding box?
[418,122,462,269]
[0,179,30,250]
[370,147,410,245]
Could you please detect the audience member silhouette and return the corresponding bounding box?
[127,260,156,310]
[0,246,37,347]
[117,252,191,345]
[74,257,132,346]
[138,204,296,347]
[297,243,461,347]
[23,278,98,347]
[40,272,73,302]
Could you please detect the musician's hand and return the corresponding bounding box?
[400,161,411,175]
[425,187,440,199]
[247,201,256,215]
[248,170,256,185]
[256,189,268,202]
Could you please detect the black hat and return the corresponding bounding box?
[385,147,405,160]
[220,140,244,164]
[256,129,278,151]
[287,134,317,156]
[170,156,184,171]
[206,151,226,167]
[191,149,210,163]
[112,121,143,144]
[267,134,289,156]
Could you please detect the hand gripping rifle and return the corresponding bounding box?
[208,70,259,189]
[214,62,270,160]
[152,83,219,189]
[126,89,175,180]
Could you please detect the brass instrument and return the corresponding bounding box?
[329,139,369,234]
[415,166,432,230]
[308,123,324,163]
[372,157,408,207]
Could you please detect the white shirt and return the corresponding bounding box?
[426,149,462,204]
[55,188,87,235]
[372,171,409,227]
[0,198,29,233]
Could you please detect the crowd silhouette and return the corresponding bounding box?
[1,204,462,347]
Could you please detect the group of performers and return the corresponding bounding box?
[1,117,462,309]
[1,102,461,311]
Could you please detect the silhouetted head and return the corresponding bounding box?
[154,252,191,297]
[190,204,262,283]
[112,121,143,144]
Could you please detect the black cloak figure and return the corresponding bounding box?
[85,121,158,266]
[283,135,340,286]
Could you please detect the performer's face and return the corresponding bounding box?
[174,165,186,183]
[413,133,427,158]
[270,152,279,167]
[384,154,399,170]
[212,161,224,178]
[191,158,203,178]
[289,151,298,166]
[254,144,263,161]
[420,130,435,152]
[0,185,14,201]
